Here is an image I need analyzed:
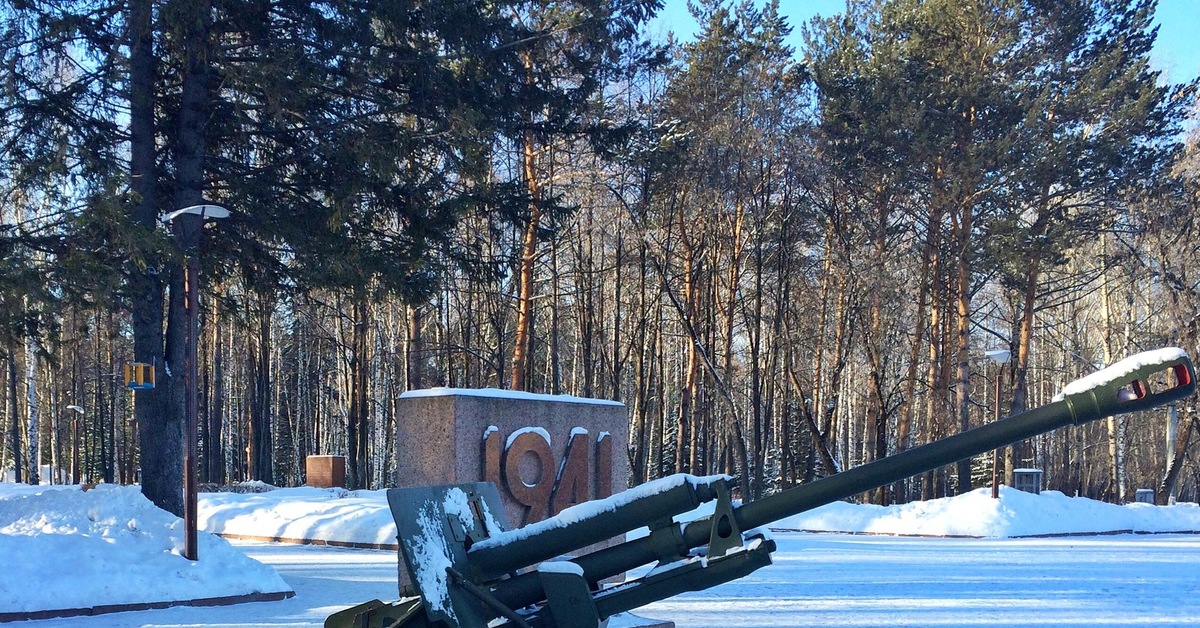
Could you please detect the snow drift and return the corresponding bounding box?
[0,483,290,615]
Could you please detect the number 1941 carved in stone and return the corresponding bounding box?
[482,427,614,524]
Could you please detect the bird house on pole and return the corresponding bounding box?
[124,362,156,390]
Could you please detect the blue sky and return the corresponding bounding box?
[649,0,1200,86]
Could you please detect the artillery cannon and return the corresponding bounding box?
[327,349,1196,628]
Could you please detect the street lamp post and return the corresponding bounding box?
[161,203,228,561]
[985,349,1011,499]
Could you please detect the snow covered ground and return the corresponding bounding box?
[6,480,1200,626]
[16,533,1200,627]
[17,541,399,628]
[0,483,290,618]
[636,533,1200,627]
[199,485,399,548]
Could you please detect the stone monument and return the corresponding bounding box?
[391,388,667,626]
[395,388,628,531]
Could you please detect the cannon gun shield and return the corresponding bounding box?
[391,483,508,627]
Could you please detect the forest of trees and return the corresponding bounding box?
[2,0,1198,515]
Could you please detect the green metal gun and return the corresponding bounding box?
[327,349,1195,628]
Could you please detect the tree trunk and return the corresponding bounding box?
[1009,205,1052,489]
[896,201,941,503]
[406,305,423,391]
[208,301,225,485]
[93,327,108,484]
[676,250,698,474]
[49,379,59,484]
[811,221,834,456]
[7,348,22,483]
[1098,236,1123,501]
[550,238,563,395]
[25,332,39,485]
[127,0,181,514]
[609,229,625,401]
[718,202,746,492]
[347,296,371,489]
[511,106,543,391]
[249,297,273,483]
[749,236,765,499]
[922,245,944,500]
[954,200,973,495]
[1007,250,1040,483]
[825,273,850,472]
[103,317,116,484]
[1160,410,1194,504]
[864,191,891,504]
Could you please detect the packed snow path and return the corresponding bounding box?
[638,533,1200,627]
[17,533,1200,627]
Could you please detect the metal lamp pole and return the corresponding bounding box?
[184,252,200,560]
[162,203,228,561]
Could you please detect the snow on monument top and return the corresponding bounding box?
[400,387,624,406]
[1053,347,1188,402]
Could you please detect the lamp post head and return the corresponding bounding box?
[985,349,1012,365]
[66,405,84,414]
[160,204,230,225]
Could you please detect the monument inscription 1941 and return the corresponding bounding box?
[394,388,628,529]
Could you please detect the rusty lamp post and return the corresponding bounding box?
[161,203,228,561]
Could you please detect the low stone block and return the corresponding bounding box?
[305,455,346,489]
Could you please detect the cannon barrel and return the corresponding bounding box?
[467,474,727,581]
[489,350,1196,613]
[738,351,1196,530]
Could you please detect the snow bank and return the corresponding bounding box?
[200,486,398,547]
[772,486,1200,537]
[0,483,290,615]
[205,481,1200,548]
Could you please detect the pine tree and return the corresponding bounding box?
[498,0,660,391]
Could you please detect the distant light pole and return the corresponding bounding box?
[161,203,228,561]
[985,349,1011,499]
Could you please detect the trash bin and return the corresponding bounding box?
[1013,468,1042,495]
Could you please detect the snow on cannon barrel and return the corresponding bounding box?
[326,348,1196,628]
